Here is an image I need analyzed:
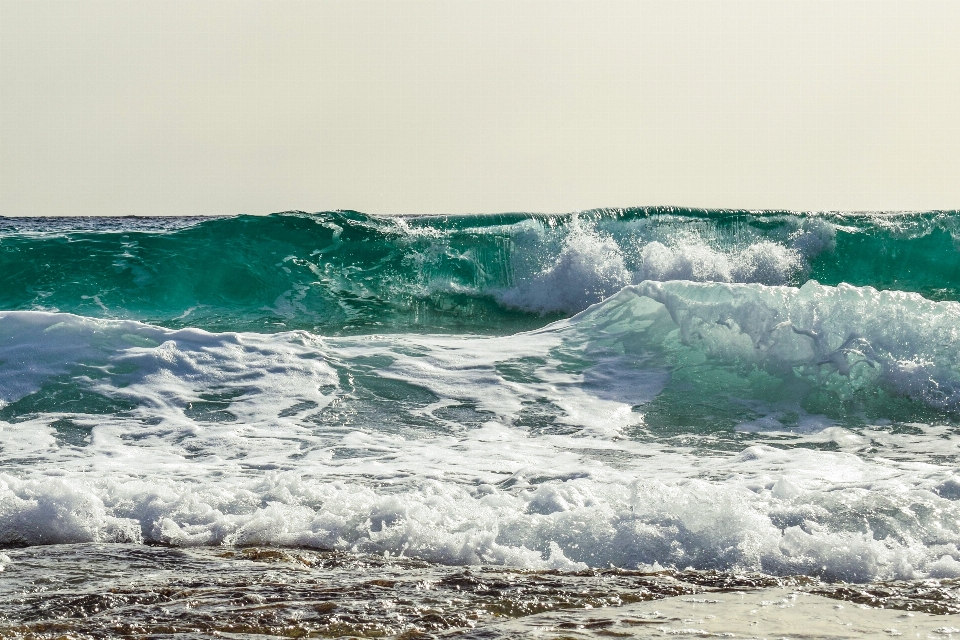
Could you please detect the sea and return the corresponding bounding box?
[3,208,960,637]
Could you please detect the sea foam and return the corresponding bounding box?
[4,282,960,581]
[580,280,960,411]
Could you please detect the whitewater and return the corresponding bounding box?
[4,208,960,637]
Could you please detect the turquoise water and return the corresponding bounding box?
[5,209,960,636]
[3,208,960,333]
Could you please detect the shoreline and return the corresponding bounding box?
[3,543,959,638]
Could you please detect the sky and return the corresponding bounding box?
[1,0,959,217]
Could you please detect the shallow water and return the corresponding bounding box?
[3,544,959,638]
[4,209,960,634]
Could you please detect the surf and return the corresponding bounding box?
[2,208,960,335]
[5,277,960,582]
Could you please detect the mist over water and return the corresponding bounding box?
[5,208,960,635]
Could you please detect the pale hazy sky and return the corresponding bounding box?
[1,0,958,216]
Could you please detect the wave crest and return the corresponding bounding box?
[1,208,958,331]
[574,280,960,415]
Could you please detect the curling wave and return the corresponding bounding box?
[2,208,960,332]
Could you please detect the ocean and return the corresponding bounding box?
[3,208,960,637]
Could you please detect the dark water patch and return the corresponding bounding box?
[48,417,93,448]
[0,378,137,423]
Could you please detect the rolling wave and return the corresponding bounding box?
[1,208,959,333]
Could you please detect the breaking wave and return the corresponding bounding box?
[2,208,960,332]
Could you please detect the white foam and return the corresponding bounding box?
[581,280,960,410]
[3,438,959,580]
[5,292,960,581]
[638,238,804,285]
[496,216,832,315]
[498,222,631,314]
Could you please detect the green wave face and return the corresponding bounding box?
[0,212,543,334]
[1,208,959,334]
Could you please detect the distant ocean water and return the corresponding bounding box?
[4,208,960,636]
